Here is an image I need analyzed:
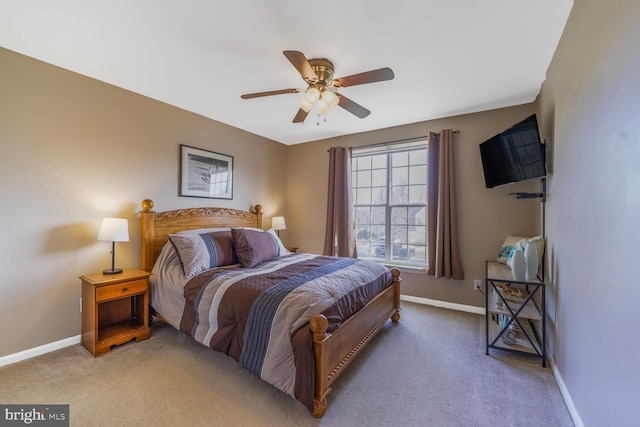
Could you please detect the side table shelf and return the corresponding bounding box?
[485,261,546,367]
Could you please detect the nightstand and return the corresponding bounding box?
[80,269,150,356]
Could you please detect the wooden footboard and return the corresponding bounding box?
[309,268,401,418]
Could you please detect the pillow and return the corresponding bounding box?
[164,228,231,260]
[231,228,280,268]
[266,228,291,256]
[168,230,238,278]
[497,235,526,264]
[232,227,291,256]
[505,235,545,269]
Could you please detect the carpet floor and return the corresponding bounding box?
[0,302,573,426]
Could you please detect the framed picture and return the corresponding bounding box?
[179,144,233,199]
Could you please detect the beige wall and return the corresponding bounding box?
[536,0,640,425]
[0,48,288,357]
[286,104,543,307]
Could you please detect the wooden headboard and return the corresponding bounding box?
[139,199,263,272]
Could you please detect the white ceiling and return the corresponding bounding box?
[0,1,573,145]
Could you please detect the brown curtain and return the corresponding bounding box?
[323,146,357,257]
[427,129,464,279]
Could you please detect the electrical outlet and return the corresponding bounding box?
[79,298,82,313]
[474,280,482,291]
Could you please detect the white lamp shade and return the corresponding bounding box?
[317,99,329,115]
[322,90,339,109]
[272,216,286,231]
[299,97,314,113]
[97,218,129,242]
[304,87,320,104]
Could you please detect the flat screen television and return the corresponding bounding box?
[479,114,546,188]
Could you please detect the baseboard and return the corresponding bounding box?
[400,294,485,315]
[0,335,81,368]
[549,356,584,427]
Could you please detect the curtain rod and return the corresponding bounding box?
[329,130,460,152]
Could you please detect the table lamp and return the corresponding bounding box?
[97,218,129,275]
[272,216,286,237]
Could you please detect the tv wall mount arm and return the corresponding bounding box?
[508,177,546,203]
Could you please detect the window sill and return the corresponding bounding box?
[378,262,428,275]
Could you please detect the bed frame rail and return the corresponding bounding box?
[310,268,401,418]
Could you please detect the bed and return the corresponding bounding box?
[140,199,401,418]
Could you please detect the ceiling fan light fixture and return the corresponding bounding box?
[317,99,330,115]
[304,87,321,104]
[299,97,314,112]
[322,90,339,109]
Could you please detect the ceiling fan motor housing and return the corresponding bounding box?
[308,58,335,84]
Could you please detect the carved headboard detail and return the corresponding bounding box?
[139,199,263,271]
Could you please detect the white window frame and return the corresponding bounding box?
[352,140,428,268]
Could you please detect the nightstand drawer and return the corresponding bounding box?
[97,279,147,302]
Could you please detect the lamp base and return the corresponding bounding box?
[103,268,123,275]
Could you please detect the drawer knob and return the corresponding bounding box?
[122,287,128,292]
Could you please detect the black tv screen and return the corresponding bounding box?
[479,114,546,188]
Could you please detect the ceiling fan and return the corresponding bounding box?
[240,50,395,124]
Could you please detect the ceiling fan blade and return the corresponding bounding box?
[241,88,300,99]
[283,50,318,82]
[338,94,371,118]
[292,108,309,123]
[332,67,395,88]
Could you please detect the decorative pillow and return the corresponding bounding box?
[266,228,291,256]
[232,227,291,256]
[231,228,280,268]
[505,235,545,269]
[497,235,527,264]
[168,230,238,278]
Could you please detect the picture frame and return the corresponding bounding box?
[179,144,233,199]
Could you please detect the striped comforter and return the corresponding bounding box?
[177,253,392,410]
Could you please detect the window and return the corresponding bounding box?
[352,141,428,267]
[206,165,229,195]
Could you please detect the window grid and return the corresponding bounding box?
[353,146,428,267]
